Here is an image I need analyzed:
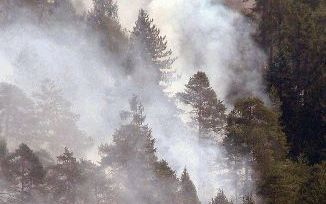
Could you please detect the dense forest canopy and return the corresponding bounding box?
[0,0,324,204]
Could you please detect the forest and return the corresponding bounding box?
[0,0,324,204]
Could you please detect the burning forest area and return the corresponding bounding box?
[0,0,324,204]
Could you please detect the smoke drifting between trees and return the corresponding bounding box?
[0,0,324,204]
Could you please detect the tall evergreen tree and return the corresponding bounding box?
[255,0,325,163]
[88,0,127,54]
[99,96,187,203]
[224,97,289,202]
[154,159,179,203]
[2,144,45,201]
[209,189,232,204]
[77,160,115,204]
[46,148,83,204]
[179,168,200,204]
[99,96,180,203]
[299,162,326,204]
[127,9,175,81]
[179,71,226,138]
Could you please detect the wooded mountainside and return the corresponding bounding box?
[0,0,324,204]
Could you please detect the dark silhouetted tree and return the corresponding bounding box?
[46,148,82,204]
[88,0,127,54]
[179,168,200,204]
[210,189,232,204]
[2,143,44,201]
[127,9,175,81]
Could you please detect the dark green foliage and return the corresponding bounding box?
[179,71,226,137]
[224,97,287,166]
[250,0,326,201]
[0,0,323,203]
[255,0,325,163]
[299,162,326,204]
[259,160,308,204]
[224,97,289,202]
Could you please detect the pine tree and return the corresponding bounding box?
[299,162,326,204]
[99,96,181,203]
[154,159,179,203]
[100,96,161,203]
[179,168,200,204]
[46,148,82,204]
[179,71,226,137]
[2,144,45,200]
[88,0,127,54]
[100,95,157,168]
[210,189,232,204]
[259,159,308,204]
[128,9,175,81]
[78,160,115,204]
[224,97,288,202]
[256,0,325,163]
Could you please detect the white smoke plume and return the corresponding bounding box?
[118,0,266,103]
[0,0,265,203]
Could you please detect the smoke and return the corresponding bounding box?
[118,0,266,104]
[0,0,265,203]
[116,0,264,201]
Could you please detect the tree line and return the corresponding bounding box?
[0,0,324,204]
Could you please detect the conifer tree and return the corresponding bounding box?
[46,148,82,204]
[224,97,296,203]
[154,159,179,203]
[128,9,175,81]
[78,160,115,204]
[179,71,226,137]
[255,0,325,163]
[100,96,160,203]
[298,162,326,204]
[224,97,287,171]
[179,168,200,204]
[100,95,157,168]
[210,189,232,204]
[99,96,181,203]
[2,144,45,200]
[88,0,127,53]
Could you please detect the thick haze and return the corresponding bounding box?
[118,0,266,103]
[0,0,265,203]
